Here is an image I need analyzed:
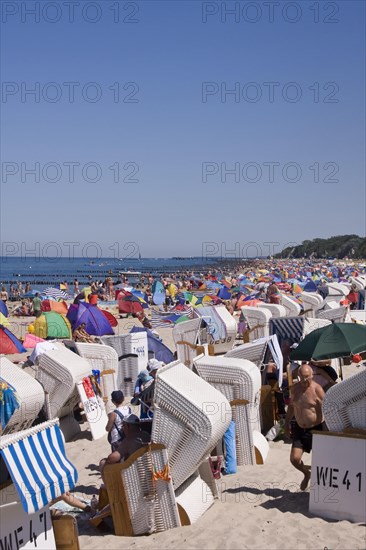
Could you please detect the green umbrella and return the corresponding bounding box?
[290,323,366,361]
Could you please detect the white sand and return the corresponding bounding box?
[69,429,365,550]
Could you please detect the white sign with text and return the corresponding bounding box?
[0,499,56,550]
[310,433,366,522]
[77,379,108,440]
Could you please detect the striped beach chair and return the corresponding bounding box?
[0,418,78,514]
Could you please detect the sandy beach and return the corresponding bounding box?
[68,426,365,550]
[4,307,366,550]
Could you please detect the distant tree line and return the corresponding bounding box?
[277,235,366,259]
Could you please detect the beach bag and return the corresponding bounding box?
[107,408,131,450]
[223,421,237,474]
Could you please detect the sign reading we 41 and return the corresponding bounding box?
[316,466,362,492]
[310,433,366,523]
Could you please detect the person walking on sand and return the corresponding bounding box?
[284,364,326,491]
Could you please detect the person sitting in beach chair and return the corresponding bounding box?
[132,370,154,419]
[99,414,151,479]
[13,299,31,316]
[266,282,280,304]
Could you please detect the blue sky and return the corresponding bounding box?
[1,0,365,257]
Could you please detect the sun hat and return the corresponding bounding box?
[147,358,164,372]
[138,369,153,383]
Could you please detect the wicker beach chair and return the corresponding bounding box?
[175,469,215,525]
[0,357,45,435]
[172,318,203,368]
[302,317,332,336]
[323,369,366,432]
[280,294,302,317]
[258,303,287,318]
[225,339,268,369]
[0,418,78,514]
[35,346,93,419]
[240,306,272,340]
[101,333,148,397]
[102,443,180,536]
[317,305,347,323]
[193,306,237,355]
[193,355,269,466]
[74,342,118,411]
[151,361,231,489]
[301,292,324,318]
[348,310,366,324]
[349,276,366,291]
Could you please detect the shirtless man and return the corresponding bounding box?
[284,364,326,490]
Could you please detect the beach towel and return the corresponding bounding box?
[223,421,237,474]
[0,379,20,429]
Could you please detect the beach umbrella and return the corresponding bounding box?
[34,312,72,339]
[290,323,366,361]
[128,290,149,309]
[0,325,27,354]
[152,281,166,306]
[118,292,144,314]
[67,302,114,336]
[42,287,68,300]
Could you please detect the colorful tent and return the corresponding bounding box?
[303,280,318,292]
[217,286,231,300]
[0,301,8,317]
[99,309,118,327]
[34,312,72,339]
[0,313,10,327]
[41,300,68,315]
[67,302,114,336]
[22,333,46,349]
[0,325,27,354]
